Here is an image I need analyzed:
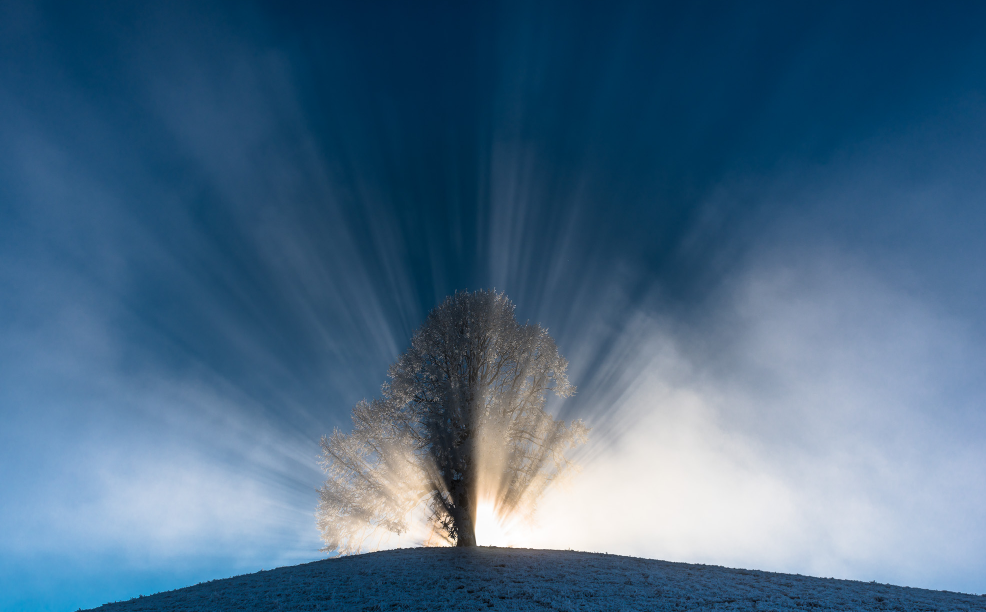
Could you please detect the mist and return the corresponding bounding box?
[2,2,985,610]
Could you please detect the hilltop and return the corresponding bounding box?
[84,547,985,611]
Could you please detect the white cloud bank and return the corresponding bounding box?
[526,253,986,594]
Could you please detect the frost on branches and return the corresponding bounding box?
[317,290,589,553]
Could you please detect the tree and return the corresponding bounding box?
[317,290,588,552]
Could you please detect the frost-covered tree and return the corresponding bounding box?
[317,290,588,552]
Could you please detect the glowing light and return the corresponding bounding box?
[475,499,521,547]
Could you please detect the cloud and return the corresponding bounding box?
[528,252,986,593]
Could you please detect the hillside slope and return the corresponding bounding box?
[85,547,985,611]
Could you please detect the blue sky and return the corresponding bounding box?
[2,1,985,610]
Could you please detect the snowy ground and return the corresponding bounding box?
[84,547,986,611]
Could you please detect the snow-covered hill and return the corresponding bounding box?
[84,547,985,611]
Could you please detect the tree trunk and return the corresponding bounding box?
[453,471,478,546]
[456,517,477,546]
[454,406,479,547]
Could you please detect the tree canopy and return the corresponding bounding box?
[317,290,588,552]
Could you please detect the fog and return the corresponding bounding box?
[530,252,986,592]
[1,2,985,610]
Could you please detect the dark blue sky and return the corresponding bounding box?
[2,2,986,610]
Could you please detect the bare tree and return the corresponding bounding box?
[317,290,588,552]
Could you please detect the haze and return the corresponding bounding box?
[1,2,985,611]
